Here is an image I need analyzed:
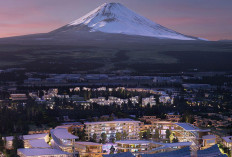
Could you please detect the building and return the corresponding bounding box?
[141,146,191,157]
[140,116,160,123]
[75,142,105,157]
[10,94,28,101]
[202,135,216,149]
[4,133,49,149]
[166,114,181,122]
[85,119,141,142]
[151,121,211,147]
[222,136,232,150]
[115,140,151,156]
[50,128,78,154]
[151,121,174,139]
[159,95,173,104]
[142,96,156,107]
[103,152,134,157]
[17,148,72,157]
[115,140,192,156]
[28,139,50,148]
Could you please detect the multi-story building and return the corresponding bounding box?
[151,121,211,148]
[75,142,106,157]
[222,136,232,151]
[151,121,174,139]
[85,119,141,142]
[50,128,78,154]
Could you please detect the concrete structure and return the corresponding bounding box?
[85,119,141,142]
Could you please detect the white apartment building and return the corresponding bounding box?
[142,96,156,107]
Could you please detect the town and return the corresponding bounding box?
[0,69,232,157]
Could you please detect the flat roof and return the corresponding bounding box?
[29,139,50,148]
[51,128,78,140]
[5,133,47,141]
[75,142,102,146]
[18,148,70,156]
[116,140,150,144]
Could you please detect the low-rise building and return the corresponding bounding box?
[75,142,105,157]
[222,136,232,150]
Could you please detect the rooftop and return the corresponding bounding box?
[75,142,102,146]
[29,139,50,148]
[175,123,203,131]
[142,146,191,157]
[51,128,78,140]
[222,136,232,143]
[18,148,70,156]
[5,133,47,141]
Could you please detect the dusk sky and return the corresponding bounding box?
[1,0,232,40]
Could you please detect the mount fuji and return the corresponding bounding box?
[51,2,199,40]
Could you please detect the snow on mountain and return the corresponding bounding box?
[53,3,197,40]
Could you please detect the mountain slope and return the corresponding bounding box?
[51,2,197,40]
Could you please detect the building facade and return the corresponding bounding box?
[85,119,141,142]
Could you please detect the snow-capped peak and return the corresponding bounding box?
[56,2,198,40]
